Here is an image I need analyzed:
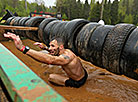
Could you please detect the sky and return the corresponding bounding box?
[27,0,114,7]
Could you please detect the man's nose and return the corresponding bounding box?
[49,46,52,50]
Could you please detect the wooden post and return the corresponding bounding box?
[0,25,38,31]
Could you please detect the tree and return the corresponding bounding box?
[123,14,133,24]
[82,0,90,19]
[88,0,95,21]
[62,13,68,20]
[88,1,101,22]
[70,0,78,19]
[0,0,55,17]
[76,0,83,18]
[118,0,134,23]
[103,0,111,24]
[111,0,119,24]
[132,0,138,25]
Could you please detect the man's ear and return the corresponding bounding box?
[59,45,64,50]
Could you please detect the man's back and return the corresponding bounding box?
[61,49,85,81]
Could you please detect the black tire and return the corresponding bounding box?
[38,18,57,42]
[120,28,138,80]
[5,16,15,32]
[64,19,89,53]
[16,17,30,37]
[19,17,30,26]
[6,16,15,25]
[88,25,114,67]
[13,17,22,26]
[49,21,61,40]
[49,21,68,42]
[13,17,23,35]
[25,17,45,41]
[10,17,21,26]
[52,21,69,48]
[75,22,101,60]
[102,24,136,74]
[56,21,68,37]
[43,20,60,45]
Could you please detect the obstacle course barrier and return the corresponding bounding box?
[3,16,138,80]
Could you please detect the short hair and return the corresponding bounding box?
[51,37,64,46]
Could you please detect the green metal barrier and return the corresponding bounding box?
[0,43,67,102]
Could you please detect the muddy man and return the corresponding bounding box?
[4,32,88,88]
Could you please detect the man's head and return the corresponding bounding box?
[49,37,64,56]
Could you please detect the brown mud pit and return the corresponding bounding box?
[1,39,138,102]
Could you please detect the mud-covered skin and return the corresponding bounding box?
[1,39,138,102]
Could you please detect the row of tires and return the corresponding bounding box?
[6,16,138,80]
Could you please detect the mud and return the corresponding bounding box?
[0,85,8,102]
[1,39,138,102]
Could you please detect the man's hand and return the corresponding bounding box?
[34,42,48,50]
[4,32,24,50]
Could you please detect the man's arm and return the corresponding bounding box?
[26,49,72,65]
[4,32,72,65]
[34,42,49,51]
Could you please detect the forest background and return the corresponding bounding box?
[0,0,138,25]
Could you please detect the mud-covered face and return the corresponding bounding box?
[49,40,60,56]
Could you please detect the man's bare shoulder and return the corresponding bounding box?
[60,49,75,60]
[66,49,76,55]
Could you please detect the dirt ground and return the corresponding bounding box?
[1,39,138,102]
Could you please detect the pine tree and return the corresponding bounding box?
[83,0,90,19]
[118,0,134,23]
[132,0,138,25]
[76,0,83,18]
[103,0,111,24]
[111,0,119,24]
[88,0,94,21]
[70,0,78,19]
[88,1,101,22]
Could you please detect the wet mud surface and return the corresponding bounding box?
[0,85,8,102]
[1,39,138,102]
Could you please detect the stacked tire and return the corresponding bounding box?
[120,27,138,80]
[43,20,61,46]
[6,16,30,36]
[42,19,89,49]
[24,17,45,41]
[102,24,137,80]
[17,17,30,37]
[38,18,58,42]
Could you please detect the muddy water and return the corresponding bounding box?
[0,85,8,102]
[1,39,138,102]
